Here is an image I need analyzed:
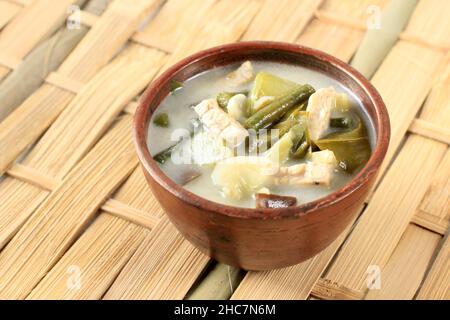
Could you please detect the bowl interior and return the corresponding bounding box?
[134,42,390,219]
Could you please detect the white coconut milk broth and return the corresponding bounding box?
[148,61,374,208]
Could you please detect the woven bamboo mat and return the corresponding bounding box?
[0,0,448,300]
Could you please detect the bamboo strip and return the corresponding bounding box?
[399,32,450,52]
[137,0,217,53]
[351,0,419,78]
[372,42,445,178]
[416,234,450,300]
[45,72,85,94]
[0,1,21,30]
[0,115,138,299]
[0,52,21,69]
[22,44,165,178]
[313,10,450,52]
[297,19,364,62]
[242,0,323,42]
[412,210,448,236]
[0,0,163,175]
[324,135,447,292]
[415,149,450,231]
[5,0,30,6]
[27,167,165,299]
[0,179,48,249]
[364,224,441,299]
[409,119,450,145]
[101,199,160,229]
[104,216,209,300]
[403,0,450,46]
[187,264,244,300]
[232,216,359,300]
[0,0,111,122]
[76,9,99,27]
[319,0,388,20]
[0,44,165,253]
[0,0,85,81]
[311,279,364,300]
[161,0,261,71]
[27,213,150,300]
[6,163,58,190]
[314,10,365,31]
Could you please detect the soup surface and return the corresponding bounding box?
[148,61,373,208]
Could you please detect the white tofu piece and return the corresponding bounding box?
[226,61,254,87]
[193,99,248,148]
[306,87,337,141]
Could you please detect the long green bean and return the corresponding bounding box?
[244,84,314,131]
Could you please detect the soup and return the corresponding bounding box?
[148,61,373,209]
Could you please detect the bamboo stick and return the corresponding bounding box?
[351,0,419,78]
[364,225,441,300]
[0,0,85,82]
[137,0,217,53]
[416,233,450,300]
[324,135,446,292]
[187,263,244,300]
[242,0,323,42]
[0,115,138,299]
[0,0,21,31]
[0,0,111,122]
[0,0,163,175]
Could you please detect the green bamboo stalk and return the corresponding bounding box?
[186,263,244,300]
[351,0,419,78]
[0,0,111,122]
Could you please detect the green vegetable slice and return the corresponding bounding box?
[315,115,371,172]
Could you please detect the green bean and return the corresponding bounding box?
[153,113,170,127]
[153,144,176,164]
[244,84,315,131]
[153,119,201,164]
[330,117,352,128]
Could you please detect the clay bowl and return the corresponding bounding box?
[133,41,390,271]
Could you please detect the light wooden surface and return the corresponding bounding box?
[0,0,448,300]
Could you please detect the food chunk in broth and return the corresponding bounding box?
[148,61,373,209]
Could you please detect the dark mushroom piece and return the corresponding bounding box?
[255,193,297,209]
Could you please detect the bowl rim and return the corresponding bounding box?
[133,41,390,220]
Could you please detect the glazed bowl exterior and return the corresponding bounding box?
[133,41,390,270]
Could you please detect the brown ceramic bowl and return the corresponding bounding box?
[133,41,390,270]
